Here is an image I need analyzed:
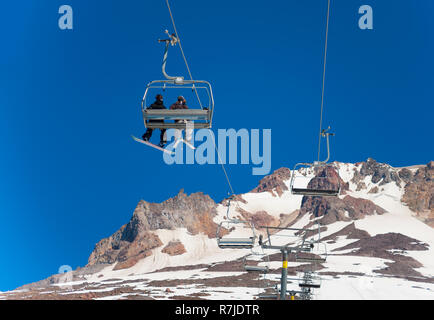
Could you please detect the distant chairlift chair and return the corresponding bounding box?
[216,196,256,249]
[243,251,269,273]
[295,222,328,264]
[216,220,256,249]
[290,127,340,197]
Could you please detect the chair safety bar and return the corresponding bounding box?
[144,109,210,121]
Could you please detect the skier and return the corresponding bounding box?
[170,96,188,110]
[170,96,193,143]
[142,94,167,147]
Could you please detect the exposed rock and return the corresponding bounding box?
[356,182,367,191]
[124,190,218,237]
[307,165,349,195]
[88,190,219,267]
[368,186,379,194]
[362,158,401,186]
[322,223,370,242]
[333,233,429,278]
[301,195,386,225]
[88,227,162,268]
[221,194,247,206]
[237,208,279,229]
[401,161,434,226]
[113,251,152,271]
[250,167,291,197]
[278,210,301,228]
[398,168,413,184]
[342,195,386,218]
[334,232,428,255]
[352,158,401,187]
[161,240,187,256]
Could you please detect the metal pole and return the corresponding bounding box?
[280,250,288,300]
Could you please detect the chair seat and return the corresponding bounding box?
[291,188,339,196]
[244,266,269,272]
[218,244,254,249]
[217,238,255,249]
[144,109,210,121]
[299,283,321,289]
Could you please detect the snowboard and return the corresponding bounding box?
[131,135,175,155]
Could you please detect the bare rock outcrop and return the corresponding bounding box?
[401,161,434,227]
[307,165,349,195]
[301,195,386,225]
[322,222,370,242]
[352,158,401,188]
[237,208,279,228]
[333,232,429,278]
[88,190,219,268]
[250,167,291,197]
[161,240,187,256]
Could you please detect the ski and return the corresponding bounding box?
[173,138,196,150]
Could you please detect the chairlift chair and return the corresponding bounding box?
[216,196,256,249]
[295,222,327,263]
[243,252,269,273]
[290,128,340,197]
[298,271,322,289]
[244,265,269,273]
[299,283,321,289]
[295,242,327,263]
[216,219,256,249]
[141,30,214,130]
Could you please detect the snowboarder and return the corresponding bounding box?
[142,94,167,147]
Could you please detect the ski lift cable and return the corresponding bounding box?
[211,130,237,198]
[317,0,331,162]
[165,0,204,109]
[164,0,238,200]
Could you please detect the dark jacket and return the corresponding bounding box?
[148,100,166,110]
[170,101,188,110]
[147,100,166,123]
[170,102,189,123]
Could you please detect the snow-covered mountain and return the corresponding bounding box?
[2,159,433,300]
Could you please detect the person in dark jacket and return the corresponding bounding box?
[170,96,188,111]
[142,94,167,147]
[170,96,193,143]
[170,96,188,124]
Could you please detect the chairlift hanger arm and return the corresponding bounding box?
[159,31,184,82]
[316,127,334,165]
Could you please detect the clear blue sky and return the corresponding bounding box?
[0,0,432,291]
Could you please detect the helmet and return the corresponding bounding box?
[156,94,163,101]
[177,96,186,102]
